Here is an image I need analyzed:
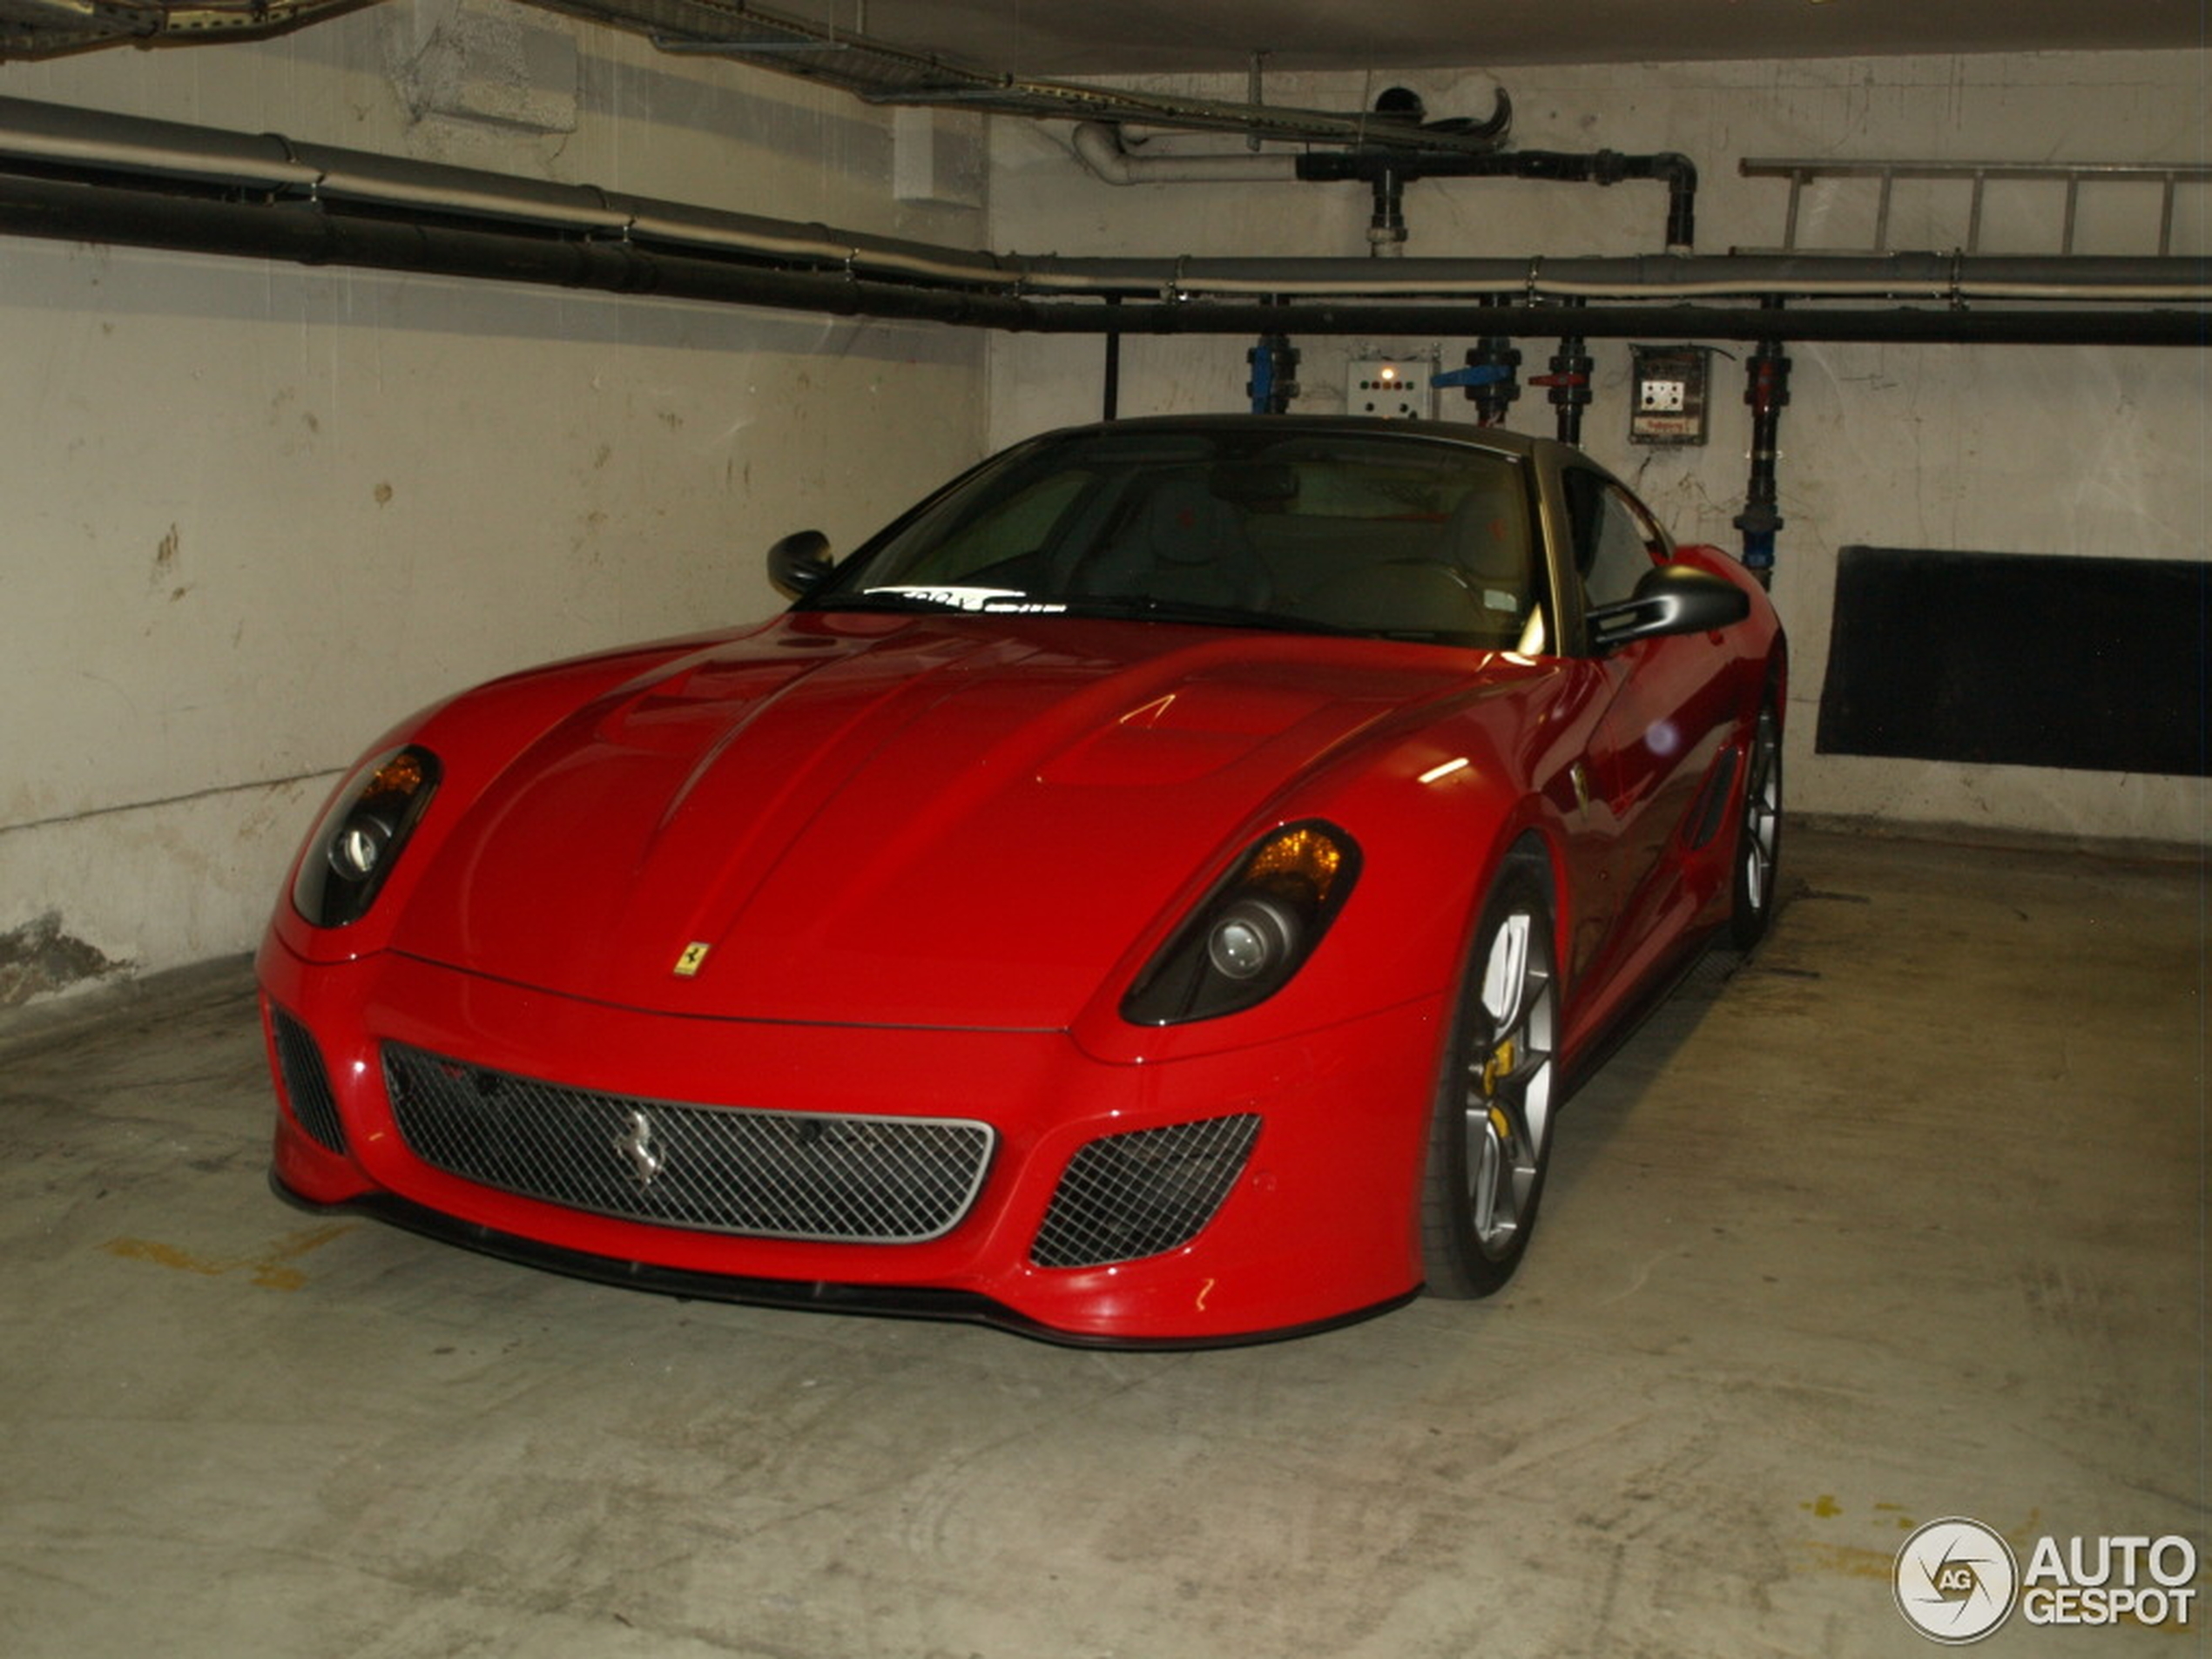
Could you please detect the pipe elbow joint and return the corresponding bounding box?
[1070,122,1136,185]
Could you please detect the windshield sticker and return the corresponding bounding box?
[863,585,1069,615]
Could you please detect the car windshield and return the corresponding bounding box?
[806,428,1544,651]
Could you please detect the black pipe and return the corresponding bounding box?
[1733,320,1791,585]
[2,94,2199,308]
[1011,248,2202,295]
[1463,324,1521,427]
[1528,300,1593,445]
[0,170,2202,348]
[1368,165,1408,255]
[1016,297,2205,347]
[0,170,1036,326]
[1298,147,1699,251]
[1102,295,1121,421]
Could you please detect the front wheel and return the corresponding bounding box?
[1729,700,1784,949]
[1420,868,1561,1299]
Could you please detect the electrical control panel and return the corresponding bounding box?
[1347,356,1438,421]
[1629,344,1714,445]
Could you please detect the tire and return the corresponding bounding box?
[1420,867,1561,1299]
[1728,699,1784,950]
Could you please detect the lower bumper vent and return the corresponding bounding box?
[271,1008,347,1155]
[1031,1114,1260,1270]
[383,1045,994,1244]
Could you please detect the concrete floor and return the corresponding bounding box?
[0,828,2199,1658]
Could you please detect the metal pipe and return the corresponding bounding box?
[2,97,2203,308]
[1102,297,1121,421]
[1008,300,2206,347]
[1013,251,2210,302]
[1368,165,1407,257]
[1528,307,1593,445]
[0,92,1022,289]
[1069,122,1297,185]
[0,172,1037,327]
[1734,322,1791,583]
[1298,146,1699,253]
[0,98,2202,348]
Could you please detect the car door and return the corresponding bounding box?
[1555,466,1741,1024]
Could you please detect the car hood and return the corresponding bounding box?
[393,610,1489,1028]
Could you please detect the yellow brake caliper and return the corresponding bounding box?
[1480,1036,1517,1148]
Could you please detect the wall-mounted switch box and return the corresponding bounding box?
[1348,356,1438,421]
[1629,344,1714,445]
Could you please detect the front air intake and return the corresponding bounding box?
[1031,1115,1260,1270]
[383,1045,994,1244]
[271,1008,347,1155]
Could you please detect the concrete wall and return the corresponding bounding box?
[0,0,988,1006]
[987,51,2207,848]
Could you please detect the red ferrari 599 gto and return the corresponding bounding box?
[260,415,1785,1345]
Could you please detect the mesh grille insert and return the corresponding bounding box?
[272,1008,347,1155]
[1031,1114,1260,1270]
[381,1045,993,1244]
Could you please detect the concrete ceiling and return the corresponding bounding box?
[846,0,2205,74]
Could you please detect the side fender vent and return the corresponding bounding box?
[1684,747,1742,852]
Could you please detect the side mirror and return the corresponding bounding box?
[768,529,833,598]
[1587,563,1750,651]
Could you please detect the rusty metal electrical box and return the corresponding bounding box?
[1629,344,1714,446]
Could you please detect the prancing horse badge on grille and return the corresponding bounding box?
[615,1109,664,1189]
[673,941,711,977]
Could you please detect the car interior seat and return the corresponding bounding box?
[1074,475,1272,610]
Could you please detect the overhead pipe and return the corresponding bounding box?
[1296,146,1700,253]
[3,94,2203,307]
[1069,122,1297,186]
[1011,300,2207,346]
[0,98,2202,347]
[3,167,2195,347]
[0,170,1036,327]
[1064,84,1510,189]
[0,92,1027,290]
[1013,250,2212,305]
[1073,118,1696,256]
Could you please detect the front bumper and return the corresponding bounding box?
[258,936,1442,1345]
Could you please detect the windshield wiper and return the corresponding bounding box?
[1063,594,1358,635]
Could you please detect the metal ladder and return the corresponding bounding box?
[1737,158,2209,255]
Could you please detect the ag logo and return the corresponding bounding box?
[1894,1517,2020,1644]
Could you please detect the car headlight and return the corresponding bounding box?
[291,745,442,928]
[1123,821,1360,1025]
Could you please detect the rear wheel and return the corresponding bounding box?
[1420,868,1560,1299]
[1729,700,1784,949]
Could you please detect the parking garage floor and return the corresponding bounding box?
[0,828,2200,1658]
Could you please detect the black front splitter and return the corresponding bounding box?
[270,1170,1415,1352]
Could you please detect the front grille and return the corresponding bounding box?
[271,1008,347,1155]
[383,1045,994,1244]
[1031,1114,1260,1270]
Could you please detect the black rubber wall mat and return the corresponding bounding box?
[1816,546,2208,777]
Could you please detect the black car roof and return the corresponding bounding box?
[1042,412,1561,464]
